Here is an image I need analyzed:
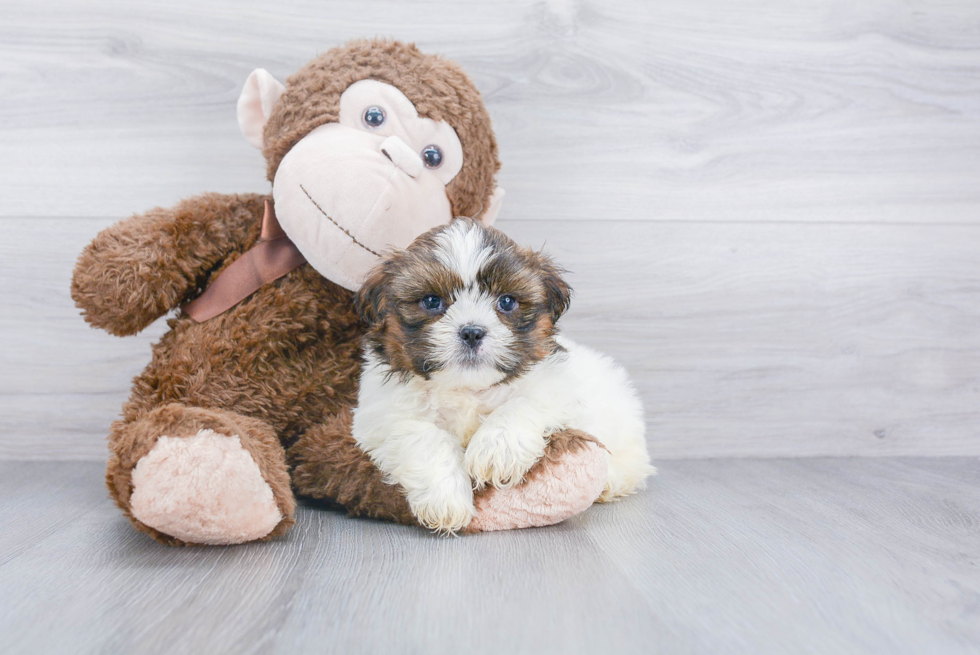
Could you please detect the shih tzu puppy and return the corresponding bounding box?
[352,218,654,533]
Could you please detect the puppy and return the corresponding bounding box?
[352,218,654,533]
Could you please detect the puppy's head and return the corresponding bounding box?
[356,218,571,389]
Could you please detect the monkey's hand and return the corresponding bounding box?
[71,193,265,336]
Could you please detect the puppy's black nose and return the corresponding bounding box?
[459,325,487,348]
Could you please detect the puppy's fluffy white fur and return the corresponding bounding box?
[352,220,653,533]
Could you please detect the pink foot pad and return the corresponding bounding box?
[468,440,609,532]
[130,430,282,545]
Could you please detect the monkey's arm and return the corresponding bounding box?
[71,192,266,336]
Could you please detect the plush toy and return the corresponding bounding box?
[71,39,609,546]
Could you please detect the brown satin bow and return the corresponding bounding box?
[183,199,307,322]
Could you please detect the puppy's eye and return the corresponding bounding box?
[497,295,518,312]
[420,294,444,312]
[363,106,386,128]
[421,145,443,169]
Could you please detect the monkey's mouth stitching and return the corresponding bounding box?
[299,184,382,258]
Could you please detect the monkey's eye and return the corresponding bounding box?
[420,294,444,312]
[363,106,386,128]
[421,145,443,169]
[497,295,518,312]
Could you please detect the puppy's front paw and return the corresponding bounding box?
[408,475,476,535]
[464,423,546,490]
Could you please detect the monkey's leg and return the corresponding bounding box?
[287,411,607,532]
[107,403,295,546]
[287,409,417,525]
[467,429,608,532]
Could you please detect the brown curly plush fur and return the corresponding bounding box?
[287,408,416,525]
[71,39,583,545]
[73,191,366,543]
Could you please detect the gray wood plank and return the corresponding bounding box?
[581,457,980,654]
[3,217,978,459]
[2,0,978,222]
[0,459,976,655]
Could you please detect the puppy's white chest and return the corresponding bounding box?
[428,386,511,447]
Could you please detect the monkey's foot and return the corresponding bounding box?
[108,404,295,545]
[129,429,283,545]
[468,429,609,532]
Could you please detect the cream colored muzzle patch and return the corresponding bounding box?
[273,123,453,291]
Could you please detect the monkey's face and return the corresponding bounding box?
[237,41,503,292]
[271,81,466,291]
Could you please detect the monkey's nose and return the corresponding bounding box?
[459,325,487,349]
[380,136,423,178]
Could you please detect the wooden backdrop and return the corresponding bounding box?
[2,0,978,459]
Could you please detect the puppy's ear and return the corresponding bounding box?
[355,265,388,327]
[540,256,572,323]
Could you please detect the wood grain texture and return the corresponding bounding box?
[0,459,977,654]
[3,217,979,459]
[1,0,978,222]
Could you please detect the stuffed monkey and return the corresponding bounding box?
[71,39,608,546]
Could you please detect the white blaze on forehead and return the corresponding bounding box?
[433,220,496,286]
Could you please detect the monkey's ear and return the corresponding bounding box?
[478,187,506,226]
[355,265,389,327]
[237,68,286,149]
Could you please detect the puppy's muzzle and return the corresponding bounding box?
[459,325,487,349]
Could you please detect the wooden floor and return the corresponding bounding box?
[1,459,978,655]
